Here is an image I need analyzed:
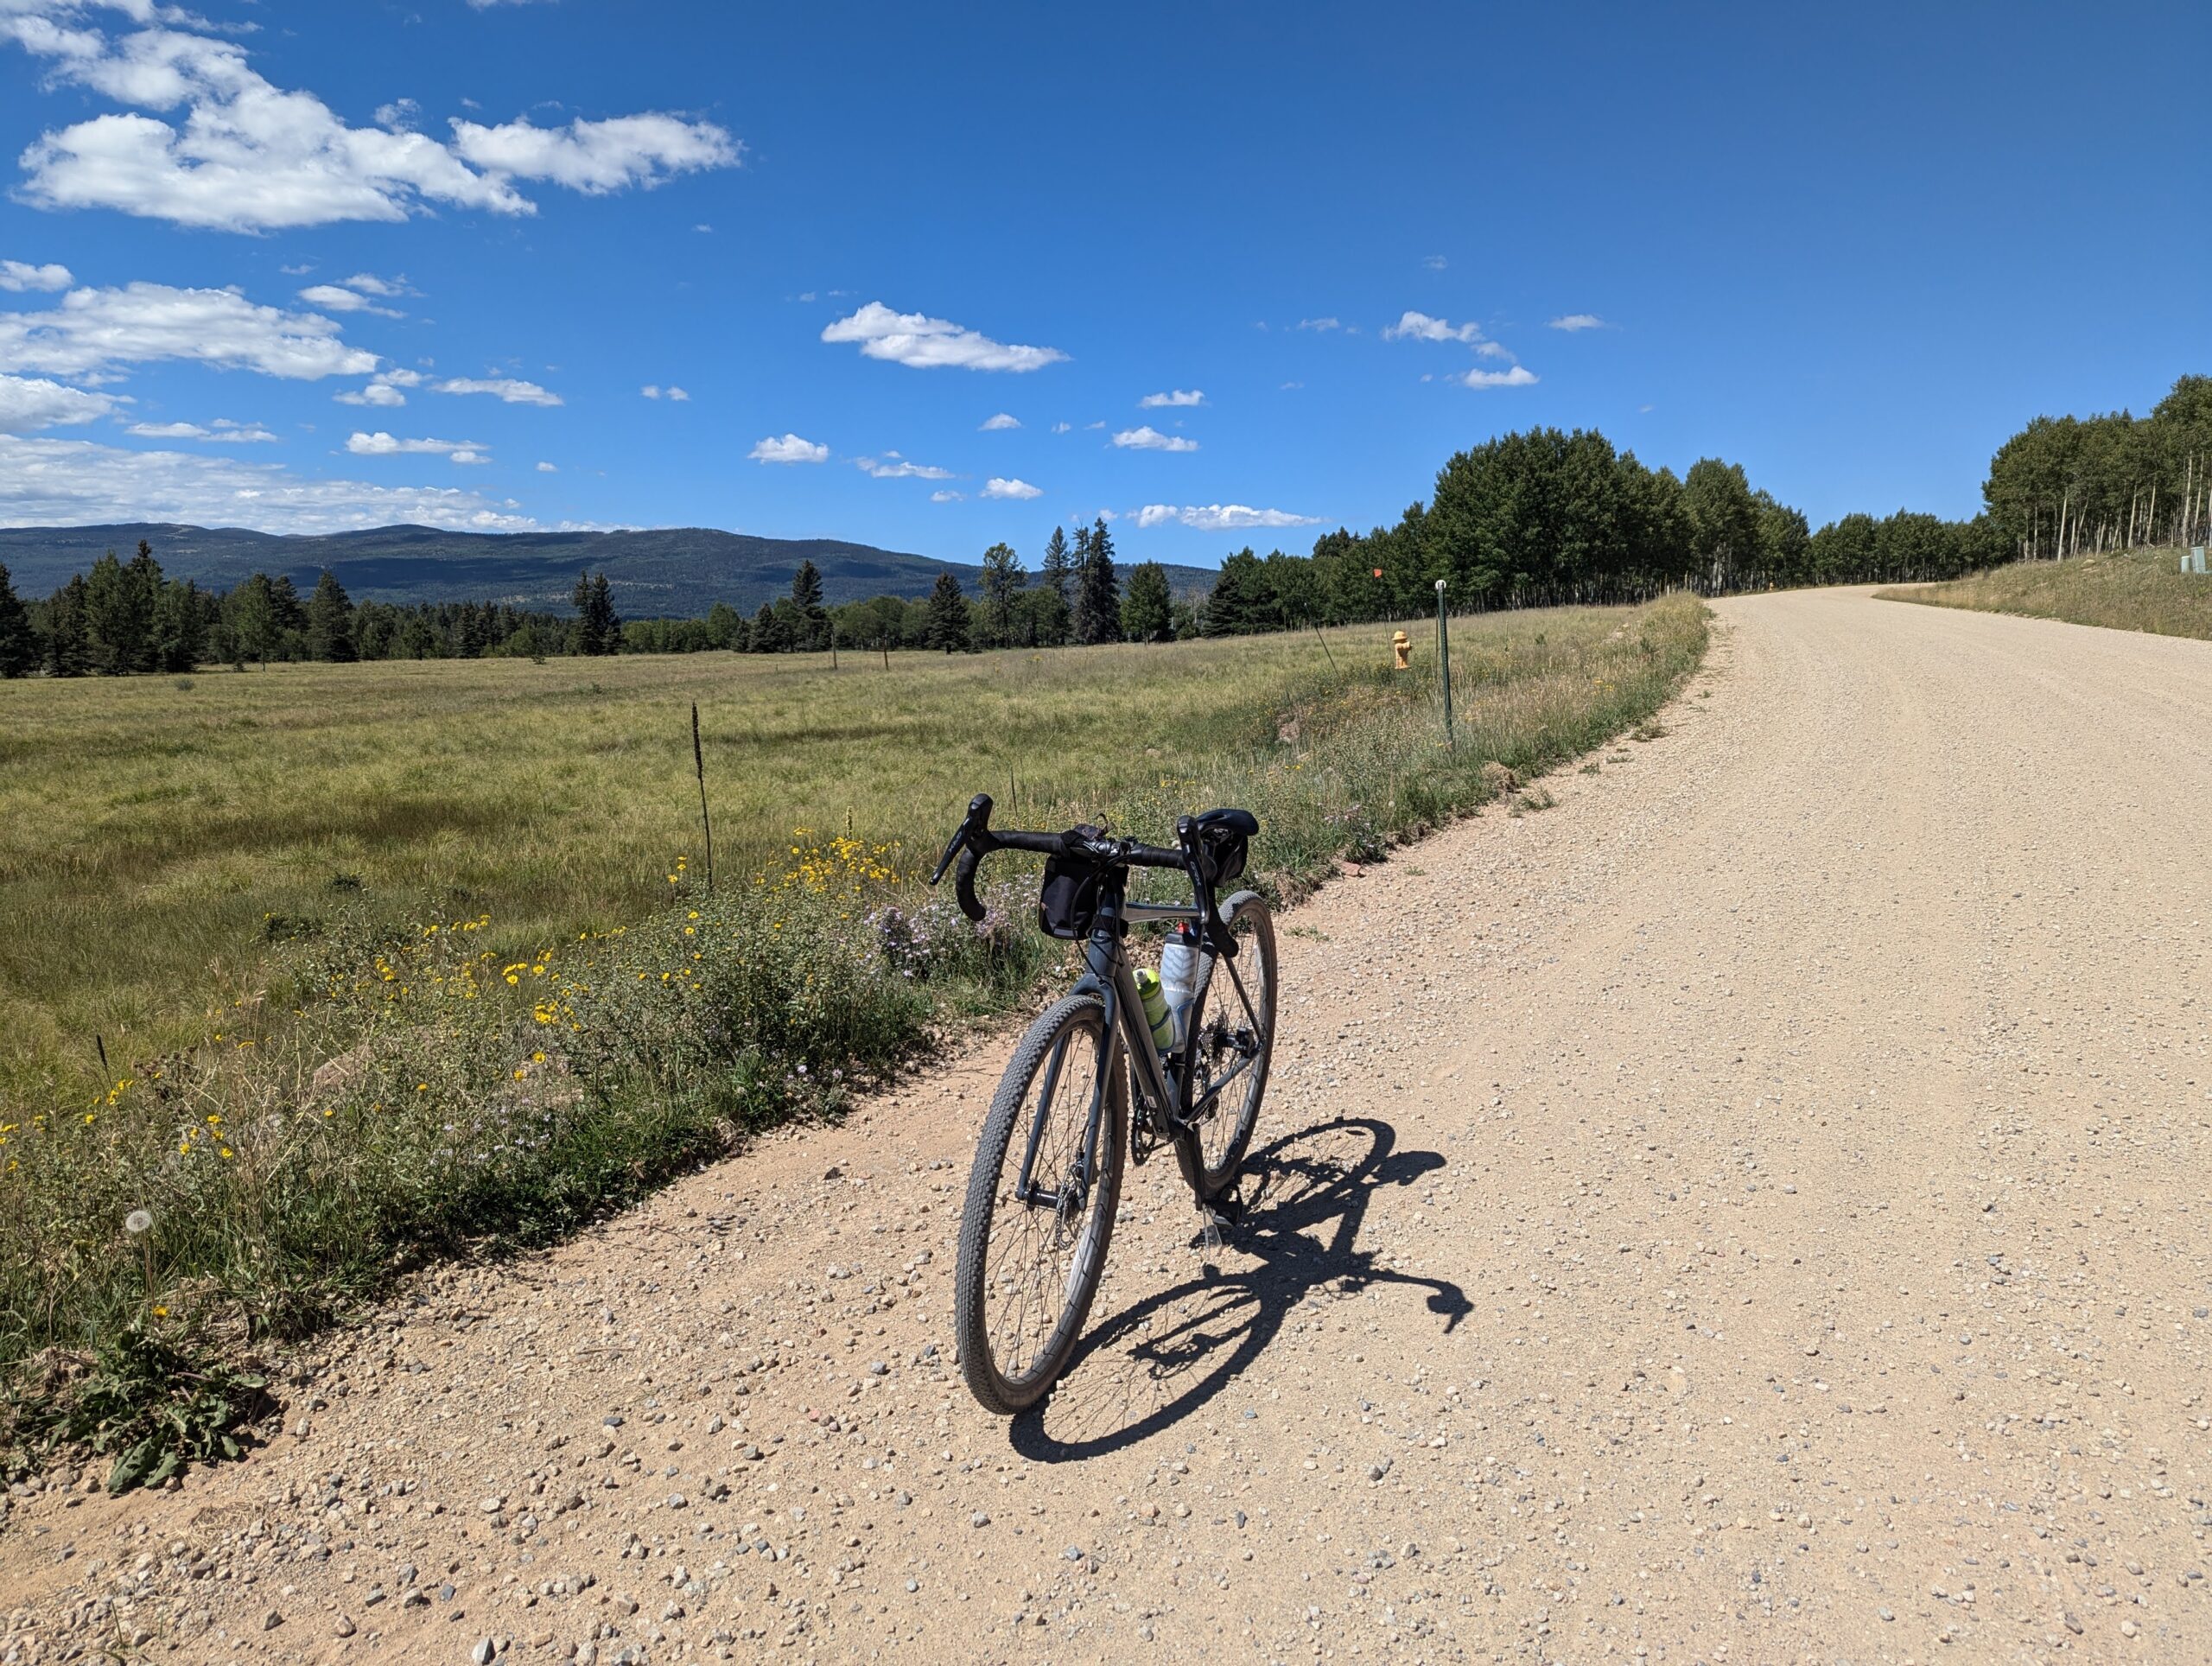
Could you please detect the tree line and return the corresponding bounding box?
[3,386,2203,677]
[1981,374,2212,560]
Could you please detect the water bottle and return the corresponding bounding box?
[1159,924,1200,1051]
[1135,969,1175,1053]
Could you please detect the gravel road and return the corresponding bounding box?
[8,588,2212,1665]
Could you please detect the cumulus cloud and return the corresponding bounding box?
[0,281,378,381]
[639,384,689,400]
[535,460,556,472]
[1112,425,1198,453]
[0,372,123,433]
[855,453,953,480]
[297,282,403,318]
[1139,388,1204,408]
[929,489,962,503]
[1548,314,1605,332]
[346,429,489,464]
[436,376,562,406]
[2,10,739,232]
[749,432,827,464]
[0,433,538,532]
[1,258,73,291]
[1134,503,1320,532]
[335,366,422,407]
[1459,366,1539,389]
[1382,309,1485,345]
[125,417,276,442]
[979,411,1020,430]
[1423,255,1448,270]
[1293,317,1339,332]
[982,476,1041,500]
[821,302,1065,372]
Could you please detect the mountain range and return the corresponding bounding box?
[0,524,1218,617]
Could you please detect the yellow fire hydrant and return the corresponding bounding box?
[1391,629,1411,671]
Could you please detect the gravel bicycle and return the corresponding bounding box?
[930,793,1278,1414]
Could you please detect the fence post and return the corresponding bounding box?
[1434,578,1454,747]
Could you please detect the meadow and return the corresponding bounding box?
[1880,544,2212,639]
[0,596,1707,1479]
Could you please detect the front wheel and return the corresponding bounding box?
[954,993,1128,1415]
[1176,891,1277,1201]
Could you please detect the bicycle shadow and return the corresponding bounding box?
[1007,1114,1469,1462]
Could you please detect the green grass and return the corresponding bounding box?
[1,596,1707,1475]
[1879,544,2212,640]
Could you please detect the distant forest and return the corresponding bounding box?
[4,385,2207,676]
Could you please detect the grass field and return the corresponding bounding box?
[1880,544,2212,639]
[1,595,1707,1477]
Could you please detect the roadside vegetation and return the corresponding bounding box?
[1880,544,2212,641]
[2,595,1706,1483]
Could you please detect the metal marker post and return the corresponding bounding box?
[1433,578,1454,747]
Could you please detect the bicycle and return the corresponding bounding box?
[929,792,1278,1415]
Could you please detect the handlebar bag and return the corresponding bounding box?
[1195,808,1257,886]
[1036,826,1107,939]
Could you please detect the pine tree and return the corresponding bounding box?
[1039,526,1072,605]
[44,574,91,676]
[86,546,158,673]
[1071,516,1122,645]
[1201,548,1273,635]
[977,542,1025,646]
[1120,561,1174,642]
[750,600,786,652]
[0,562,37,677]
[231,574,278,669]
[307,569,356,662]
[924,569,971,652]
[151,580,205,673]
[588,574,620,655]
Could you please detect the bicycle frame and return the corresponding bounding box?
[1009,870,1262,1218]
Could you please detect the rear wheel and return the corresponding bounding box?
[954,993,1128,1415]
[1176,892,1276,1201]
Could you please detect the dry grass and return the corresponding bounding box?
[1880,545,2212,641]
[2,596,1707,1445]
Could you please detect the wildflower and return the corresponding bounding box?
[124,1209,153,1235]
[152,1306,168,1318]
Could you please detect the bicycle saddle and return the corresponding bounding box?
[1194,807,1258,836]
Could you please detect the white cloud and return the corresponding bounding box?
[664,385,689,401]
[435,375,562,406]
[979,411,1020,430]
[340,272,408,297]
[335,366,422,407]
[1113,425,1198,453]
[855,454,953,480]
[297,283,401,317]
[1423,255,1447,270]
[1548,314,1605,332]
[1050,421,1071,435]
[982,476,1041,500]
[0,281,377,380]
[3,11,738,232]
[1383,309,1484,345]
[536,460,556,472]
[346,429,489,464]
[1473,340,1516,361]
[1459,366,1539,389]
[821,302,1065,372]
[1293,317,1339,333]
[1134,503,1320,532]
[1139,388,1205,408]
[929,489,962,503]
[749,432,827,465]
[125,418,276,442]
[448,114,736,194]
[0,372,122,433]
[640,385,660,399]
[0,433,539,531]
[0,258,73,292]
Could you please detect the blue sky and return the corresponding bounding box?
[2,1,2207,567]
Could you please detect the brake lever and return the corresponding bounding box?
[929,792,995,887]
